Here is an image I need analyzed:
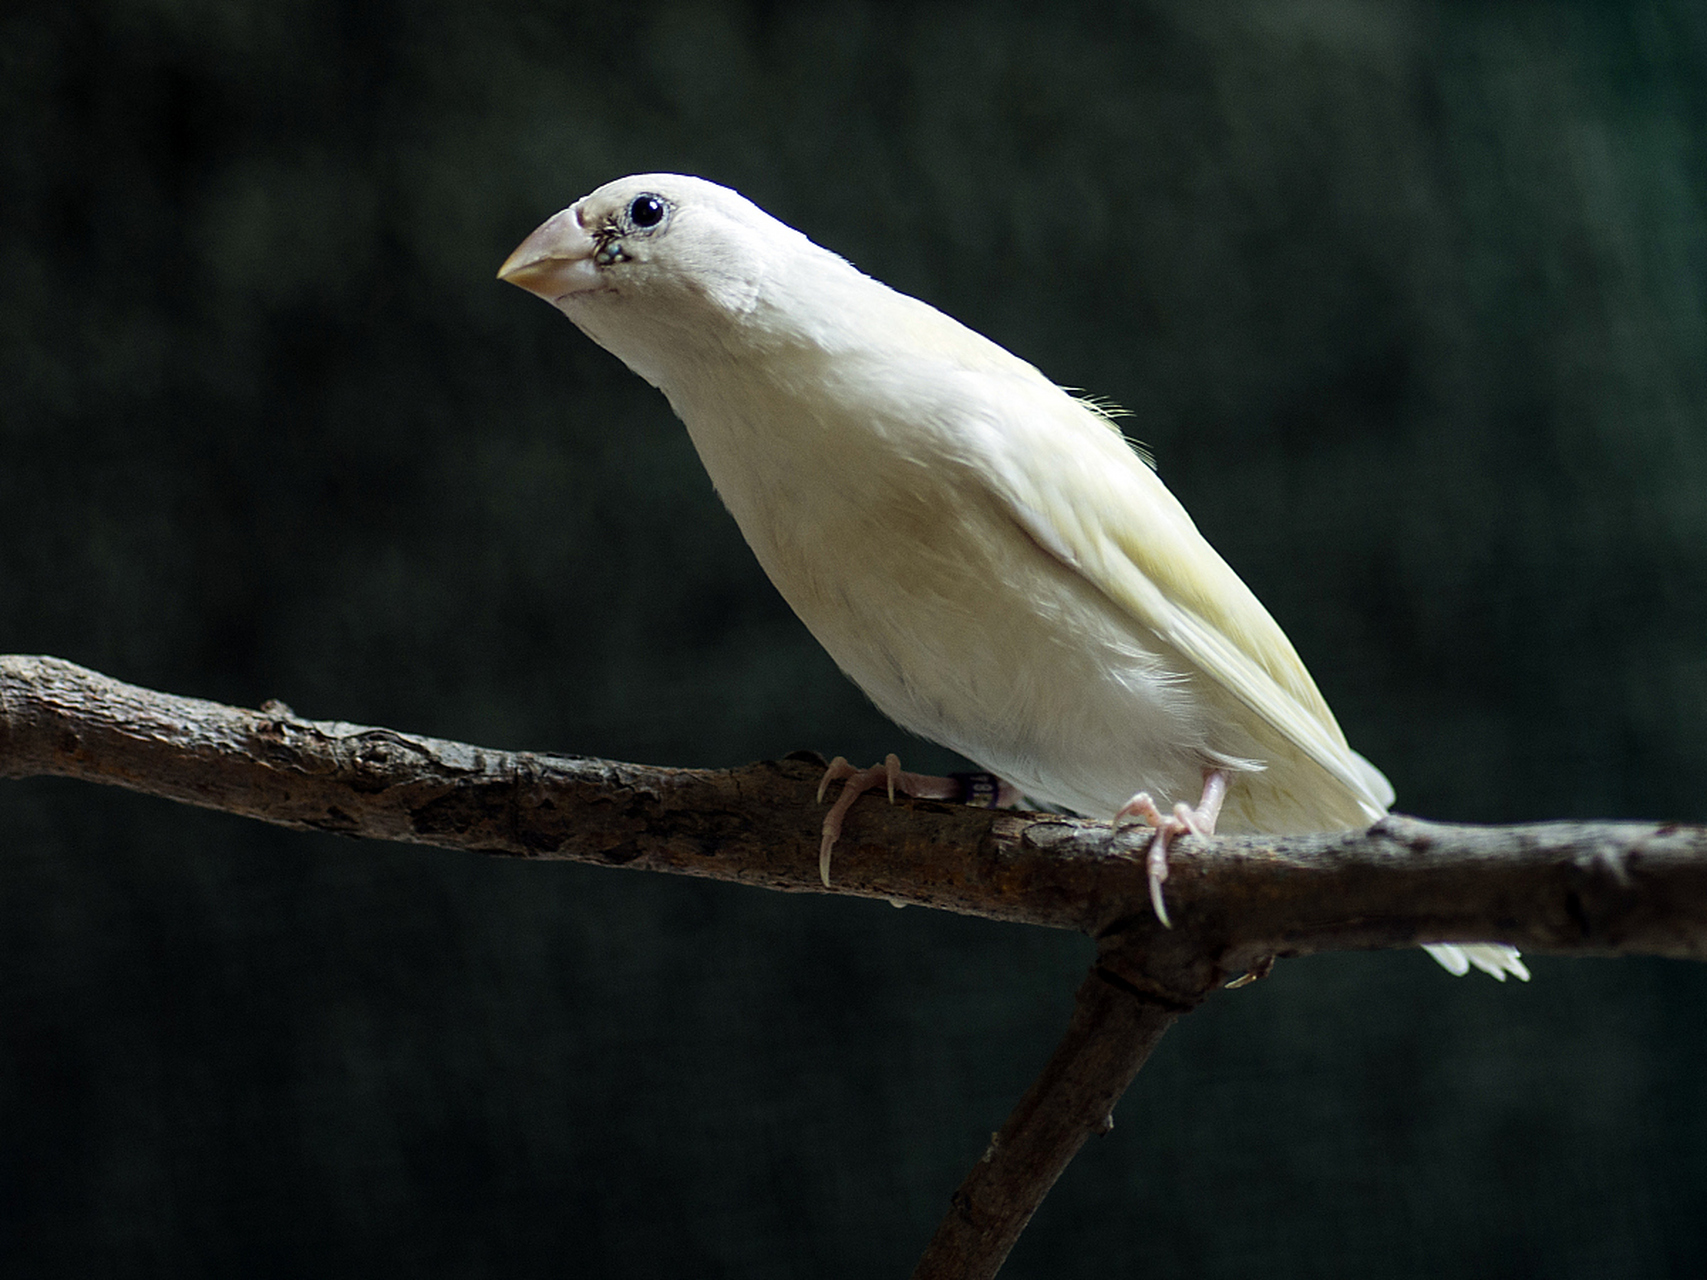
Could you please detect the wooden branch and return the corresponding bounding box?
[6,652,1707,1280]
[4,655,1704,965]
[911,948,1205,1280]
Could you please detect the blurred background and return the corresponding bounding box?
[3,1,1705,1275]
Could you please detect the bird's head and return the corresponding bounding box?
[499,174,818,388]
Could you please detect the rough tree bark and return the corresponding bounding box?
[5,654,1706,1279]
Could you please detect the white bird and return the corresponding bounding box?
[498,174,1527,983]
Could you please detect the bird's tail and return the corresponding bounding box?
[1345,753,1526,983]
[1423,943,1531,982]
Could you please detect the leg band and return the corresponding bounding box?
[950,772,1004,808]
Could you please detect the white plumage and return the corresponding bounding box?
[499,173,1526,982]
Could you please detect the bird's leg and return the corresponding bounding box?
[816,754,1022,887]
[1113,768,1231,928]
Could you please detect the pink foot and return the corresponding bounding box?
[816,754,1021,886]
[1112,769,1230,927]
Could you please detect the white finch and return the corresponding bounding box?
[499,174,1526,982]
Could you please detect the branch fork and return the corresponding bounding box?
[5,654,1706,1278]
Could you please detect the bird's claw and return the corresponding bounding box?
[1144,823,1180,929]
[1112,791,1165,831]
[1112,791,1179,927]
[1172,801,1211,838]
[817,754,1016,887]
[816,756,855,803]
[816,753,904,887]
[1114,770,1231,930]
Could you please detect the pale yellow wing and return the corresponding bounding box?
[958,369,1392,817]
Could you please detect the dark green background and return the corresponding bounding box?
[3,1,1705,1275]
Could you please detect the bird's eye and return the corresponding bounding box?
[628,194,666,229]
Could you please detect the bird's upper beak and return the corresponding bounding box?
[497,206,601,300]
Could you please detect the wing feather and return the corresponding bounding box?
[959,371,1391,819]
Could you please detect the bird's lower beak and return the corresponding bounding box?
[497,207,601,299]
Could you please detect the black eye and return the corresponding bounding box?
[628,194,666,228]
